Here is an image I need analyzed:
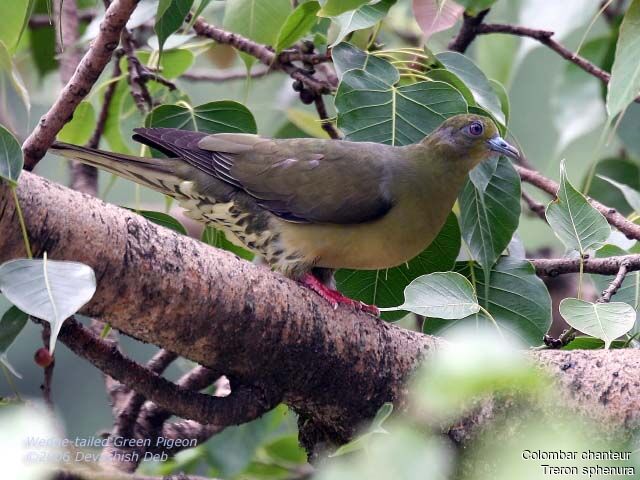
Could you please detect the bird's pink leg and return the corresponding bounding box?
[299,273,380,316]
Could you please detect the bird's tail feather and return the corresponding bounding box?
[49,142,184,195]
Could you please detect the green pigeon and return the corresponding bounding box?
[50,114,518,315]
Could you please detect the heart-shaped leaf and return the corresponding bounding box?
[0,123,23,185]
[545,160,610,255]
[0,256,97,353]
[381,272,480,319]
[424,257,552,346]
[332,42,397,80]
[559,298,635,349]
[335,55,467,144]
[146,101,257,133]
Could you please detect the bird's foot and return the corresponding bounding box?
[299,273,380,316]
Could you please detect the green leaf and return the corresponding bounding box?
[330,403,393,457]
[275,1,320,52]
[425,69,475,105]
[458,156,521,270]
[330,0,395,47]
[332,42,396,80]
[607,0,640,118]
[412,0,463,40]
[381,272,480,319]
[57,101,97,145]
[588,158,640,216]
[202,226,254,261]
[0,0,32,53]
[437,51,505,126]
[318,0,369,17]
[551,37,608,152]
[336,212,461,321]
[0,256,96,353]
[0,307,28,354]
[424,257,552,346]
[597,175,640,214]
[103,77,136,155]
[155,0,195,55]
[145,101,257,134]
[223,0,292,68]
[0,124,23,185]
[137,48,195,79]
[545,160,610,255]
[335,56,467,144]
[559,298,635,349]
[136,210,188,235]
[591,244,640,335]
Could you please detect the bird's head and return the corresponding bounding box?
[421,114,519,169]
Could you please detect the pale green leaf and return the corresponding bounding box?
[381,272,480,319]
[0,306,28,354]
[559,298,635,349]
[545,160,610,255]
[424,257,552,346]
[0,0,32,53]
[0,256,96,353]
[607,0,640,118]
[286,108,330,138]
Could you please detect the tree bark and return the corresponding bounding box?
[1,173,640,456]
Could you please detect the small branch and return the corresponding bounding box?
[40,324,55,408]
[521,191,546,221]
[516,165,640,241]
[22,0,140,170]
[191,17,333,95]
[598,260,631,303]
[530,254,640,277]
[313,96,340,139]
[121,30,153,112]
[56,316,282,426]
[87,51,122,149]
[448,9,490,53]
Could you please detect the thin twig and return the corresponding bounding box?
[598,260,631,303]
[521,191,547,221]
[448,9,490,53]
[181,67,272,82]
[314,95,340,139]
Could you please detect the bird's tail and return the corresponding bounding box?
[49,142,184,195]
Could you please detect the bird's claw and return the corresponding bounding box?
[299,273,380,317]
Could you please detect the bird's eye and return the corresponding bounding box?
[467,121,484,136]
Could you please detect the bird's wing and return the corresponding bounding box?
[133,128,395,224]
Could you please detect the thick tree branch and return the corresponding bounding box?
[531,254,640,277]
[4,172,640,455]
[448,9,490,53]
[22,0,140,170]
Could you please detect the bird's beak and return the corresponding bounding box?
[486,135,520,160]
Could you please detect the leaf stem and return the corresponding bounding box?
[10,186,32,259]
[478,305,504,340]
